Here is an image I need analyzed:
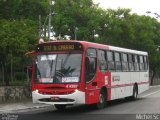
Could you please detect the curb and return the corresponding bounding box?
[150,85,160,88]
[0,104,51,113]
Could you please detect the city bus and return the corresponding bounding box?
[30,40,149,110]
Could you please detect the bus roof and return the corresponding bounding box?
[40,40,148,55]
[109,46,148,55]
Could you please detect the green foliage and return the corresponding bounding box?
[1,0,160,85]
[0,0,48,20]
[51,2,160,82]
[52,0,94,40]
[0,0,44,85]
[0,19,38,85]
[15,72,26,80]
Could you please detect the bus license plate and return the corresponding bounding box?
[51,97,60,100]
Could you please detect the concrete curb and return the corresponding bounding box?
[0,104,51,113]
[150,85,160,88]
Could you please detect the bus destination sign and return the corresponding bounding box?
[37,43,83,52]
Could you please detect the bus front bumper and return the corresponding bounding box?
[32,90,85,105]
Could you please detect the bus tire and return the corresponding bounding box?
[54,104,66,110]
[131,85,138,100]
[96,90,107,109]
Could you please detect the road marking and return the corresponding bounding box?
[141,90,160,98]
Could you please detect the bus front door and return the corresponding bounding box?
[85,57,99,104]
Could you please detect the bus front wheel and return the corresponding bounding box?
[96,90,107,109]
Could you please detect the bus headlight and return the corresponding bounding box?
[35,89,39,93]
[74,89,78,92]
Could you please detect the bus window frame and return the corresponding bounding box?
[97,49,108,72]
[144,56,149,71]
[139,55,145,71]
[121,53,129,72]
[114,51,122,72]
[85,47,97,83]
[128,54,135,72]
[106,50,115,71]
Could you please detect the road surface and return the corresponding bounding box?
[1,85,160,120]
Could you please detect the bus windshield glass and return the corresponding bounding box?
[35,53,82,83]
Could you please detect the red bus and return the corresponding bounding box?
[30,40,149,110]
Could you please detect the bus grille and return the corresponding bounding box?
[38,90,75,95]
[39,98,75,102]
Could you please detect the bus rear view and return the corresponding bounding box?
[32,41,85,110]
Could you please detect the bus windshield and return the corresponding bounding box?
[35,53,82,83]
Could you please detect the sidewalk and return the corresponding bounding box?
[0,100,51,114]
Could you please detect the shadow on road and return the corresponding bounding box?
[37,97,146,114]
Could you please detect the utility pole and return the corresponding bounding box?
[11,50,13,82]
[39,15,42,38]
[48,0,52,41]
[74,27,78,40]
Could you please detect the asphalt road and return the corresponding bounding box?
[2,86,160,120]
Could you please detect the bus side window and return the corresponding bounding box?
[128,54,134,71]
[114,52,122,71]
[98,50,107,71]
[121,53,129,71]
[133,55,139,71]
[144,56,148,71]
[139,56,144,71]
[85,48,97,82]
[107,51,115,71]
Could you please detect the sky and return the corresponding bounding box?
[93,0,160,16]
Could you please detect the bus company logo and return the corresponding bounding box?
[112,76,120,82]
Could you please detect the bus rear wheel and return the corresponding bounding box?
[125,85,138,101]
[54,104,66,110]
[132,85,138,100]
[96,90,107,109]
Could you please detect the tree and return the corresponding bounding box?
[0,0,48,20]
[0,0,50,85]
[46,1,160,85]
[0,19,38,85]
[1,0,160,85]
[50,0,94,40]
[95,9,160,85]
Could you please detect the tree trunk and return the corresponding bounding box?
[4,62,10,86]
[2,62,5,84]
[150,69,155,86]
